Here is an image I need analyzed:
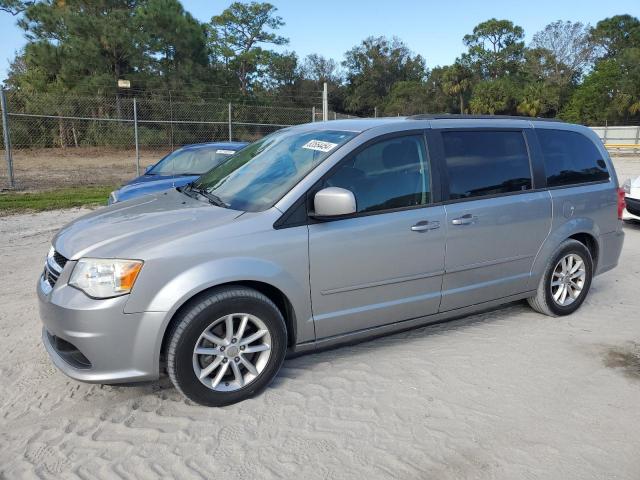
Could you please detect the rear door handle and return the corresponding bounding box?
[411,220,440,232]
[451,214,478,225]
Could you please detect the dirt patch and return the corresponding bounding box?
[604,343,640,380]
[1,147,169,191]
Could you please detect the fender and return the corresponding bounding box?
[126,256,315,372]
[528,216,601,290]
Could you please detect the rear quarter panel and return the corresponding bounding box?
[528,123,622,287]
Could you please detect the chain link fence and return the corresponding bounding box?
[0,90,355,190]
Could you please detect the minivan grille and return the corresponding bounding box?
[44,249,68,288]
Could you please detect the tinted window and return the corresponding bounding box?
[442,131,532,200]
[324,135,430,213]
[537,129,609,187]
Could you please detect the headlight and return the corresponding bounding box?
[622,178,631,194]
[69,258,143,299]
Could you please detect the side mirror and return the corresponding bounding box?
[313,187,356,218]
[144,165,153,173]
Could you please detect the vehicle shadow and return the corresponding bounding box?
[111,300,532,398]
[623,217,640,230]
[273,300,533,385]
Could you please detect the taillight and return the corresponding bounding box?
[617,187,626,219]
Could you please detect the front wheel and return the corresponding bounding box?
[166,287,287,406]
[527,239,593,317]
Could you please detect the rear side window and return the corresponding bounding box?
[442,130,532,200]
[537,129,609,187]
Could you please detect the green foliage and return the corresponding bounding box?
[441,62,474,113]
[208,1,288,95]
[562,48,640,124]
[0,0,34,15]
[462,18,525,79]
[343,36,426,115]
[382,81,430,116]
[590,14,640,59]
[469,78,518,114]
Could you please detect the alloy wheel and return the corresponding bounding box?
[192,313,272,392]
[550,253,586,307]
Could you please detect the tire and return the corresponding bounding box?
[167,286,287,406]
[527,239,593,317]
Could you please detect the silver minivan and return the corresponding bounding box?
[38,116,625,406]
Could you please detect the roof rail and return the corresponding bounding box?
[406,114,564,122]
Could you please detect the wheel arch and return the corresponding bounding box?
[568,232,599,269]
[529,217,601,289]
[160,280,299,365]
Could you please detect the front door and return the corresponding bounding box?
[308,133,446,339]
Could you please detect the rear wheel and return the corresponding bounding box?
[527,239,593,317]
[167,287,287,406]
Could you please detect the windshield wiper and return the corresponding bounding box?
[189,184,228,208]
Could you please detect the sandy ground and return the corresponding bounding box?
[0,197,640,478]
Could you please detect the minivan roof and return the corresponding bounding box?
[406,114,563,122]
[299,114,568,134]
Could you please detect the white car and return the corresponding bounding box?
[623,176,640,217]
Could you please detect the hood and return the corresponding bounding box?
[116,175,198,202]
[54,188,242,260]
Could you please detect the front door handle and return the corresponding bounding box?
[411,220,440,232]
[451,214,478,225]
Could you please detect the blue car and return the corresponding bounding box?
[109,141,248,204]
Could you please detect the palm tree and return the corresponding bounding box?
[442,62,473,113]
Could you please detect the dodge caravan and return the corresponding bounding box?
[38,116,625,406]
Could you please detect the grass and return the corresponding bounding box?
[0,186,113,215]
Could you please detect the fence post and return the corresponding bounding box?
[603,121,608,144]
[322,82,328,122]
[374,106,378,118]
[0,89,15,189]
[228,103,232,141]
[133,97,140,177]
[635,125,640,154]
[312,106,315,122]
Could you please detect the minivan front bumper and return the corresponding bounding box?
[38,273,166,384]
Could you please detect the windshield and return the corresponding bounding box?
[148,147,239,176]
[192,129,357,212]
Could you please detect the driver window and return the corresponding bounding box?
[324,135,430,213]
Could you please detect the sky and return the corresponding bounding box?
[0,0,638,81]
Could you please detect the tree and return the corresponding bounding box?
[561,47,640,125]
[343,36,426,115]
[382,81,430,115]
[136,0,210,91]
[590,14,640,59]
[517,82,559,117]
[262,51,300,95]
[302,54,341,85]
[462,18,525,79]
[0,0,35,15]
[441,61,473,113]
[208,1,288,95]
[13,0,147,94]
[530,20,595,84]
[469,78,518,114]
[560,60,621,124]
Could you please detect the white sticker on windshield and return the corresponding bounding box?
[216,149,236,155]
[302,140,338,153]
